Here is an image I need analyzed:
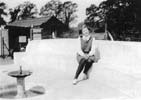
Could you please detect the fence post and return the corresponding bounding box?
[30,25,33,41]
[2,37,4,58]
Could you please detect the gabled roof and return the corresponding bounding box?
[7,17,50,28]
[41,16,66,28]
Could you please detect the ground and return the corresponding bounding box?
[1,39,141,100]
[0,56,141,100]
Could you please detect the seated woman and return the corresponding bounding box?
[73,24,96,85]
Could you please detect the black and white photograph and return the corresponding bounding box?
[0,0,141,99]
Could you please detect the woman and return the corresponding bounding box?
[73,25,96,85]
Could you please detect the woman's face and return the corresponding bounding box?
[82,27,90,37]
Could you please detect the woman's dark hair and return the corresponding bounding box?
[79,30,82,38]
[79,30,82,35]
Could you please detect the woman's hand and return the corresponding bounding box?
[84,53,89,59]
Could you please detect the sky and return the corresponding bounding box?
[2,0,104,26]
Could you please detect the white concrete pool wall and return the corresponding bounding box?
[14,39,141,77]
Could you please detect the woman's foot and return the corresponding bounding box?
[73,79,78,85]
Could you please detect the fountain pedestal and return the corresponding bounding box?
[8,67,32,98]
[16,77,26,98]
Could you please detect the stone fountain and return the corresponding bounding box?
[8,66,32,98]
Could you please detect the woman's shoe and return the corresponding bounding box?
[73,79,78,85]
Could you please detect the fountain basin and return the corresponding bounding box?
[8,70,32,78]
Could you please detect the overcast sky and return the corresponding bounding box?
[2,0,104,26]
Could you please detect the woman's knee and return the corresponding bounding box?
[80,58,86,63]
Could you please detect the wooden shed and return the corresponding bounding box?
[6,16,66,52]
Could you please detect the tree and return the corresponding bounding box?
[0,2,7,26]
[9,7,20,22]
[85,4,103,31]
[61,1,78,29]
[40,0,62,17]
[40,0,78,29]
[85,0,136,40]
[9,1,38,22]
[134,0,141,31]
[104,0,135,40]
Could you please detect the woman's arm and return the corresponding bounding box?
[88,37,96,56]
[77,37,85,56]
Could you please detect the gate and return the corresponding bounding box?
[0,28,9,58]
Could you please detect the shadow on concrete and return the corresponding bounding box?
[0,84,45,99]
[0,84,17,99]
[0,57,14,65]
[26,85,46,97]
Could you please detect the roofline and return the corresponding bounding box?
[6,16,50,27]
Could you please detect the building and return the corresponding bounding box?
[6,16,67,52]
